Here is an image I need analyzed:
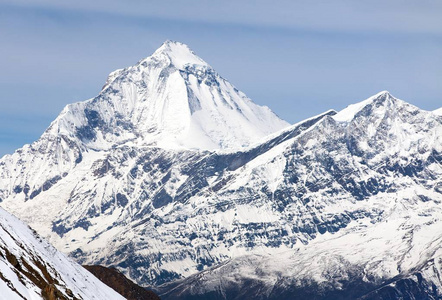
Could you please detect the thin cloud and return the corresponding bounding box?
[2,0,442,35]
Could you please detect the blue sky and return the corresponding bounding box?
[1,0,441,156]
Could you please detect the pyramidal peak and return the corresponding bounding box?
[102,41,209,90]
[144,40,209,70]
[45,40,290,151]
[333,90,408,122]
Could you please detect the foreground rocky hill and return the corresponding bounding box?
[84,265,160,300]
[0,207,124,299]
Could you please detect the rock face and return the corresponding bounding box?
[0,207,124,300]
[84,265,160,300]
[1,40,442,299]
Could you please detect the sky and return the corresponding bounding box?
[0,0,441,156]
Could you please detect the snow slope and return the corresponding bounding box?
[0,207,124,300]
[45,40,288,151]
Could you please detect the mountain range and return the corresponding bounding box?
[1,41,441,299]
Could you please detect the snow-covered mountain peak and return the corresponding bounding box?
[374,90,391,97]
[148,40,209,70]
[327,91,441,170]
[333,90,409,122]
[42,41,289,151]
[434,107,442,116]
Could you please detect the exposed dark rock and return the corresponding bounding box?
[29,187,42,200]
[42,175,62,191]
[52,220,70,237]
[116,193,129,207]
[152,189,173,209]
[83,265,160,300]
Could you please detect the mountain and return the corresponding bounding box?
[0,40,289,284]
[0,207,125,300]
[1,39,442,300]
[44,40,288,152]
[155,91,442,299]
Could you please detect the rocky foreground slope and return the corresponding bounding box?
[1,41,442,299]
[0,207,125,299]
[84,265,160,300]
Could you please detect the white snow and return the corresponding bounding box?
[333,90,390,122]
[149,40,209,70]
